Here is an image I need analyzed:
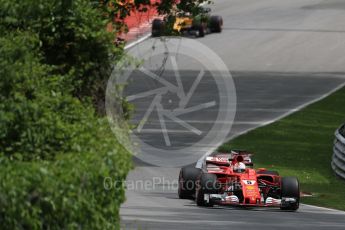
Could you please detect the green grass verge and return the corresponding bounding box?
[219,86,345,210]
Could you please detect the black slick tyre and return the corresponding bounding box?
[210,15,223,33]
[178,166,201,199]
[152,19,165,37]
[280,177,300,211]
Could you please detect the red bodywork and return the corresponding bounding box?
[204,152,282,207]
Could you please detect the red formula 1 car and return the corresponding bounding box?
[178,150,300,211]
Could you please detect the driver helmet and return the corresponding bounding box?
[234,162,246,173]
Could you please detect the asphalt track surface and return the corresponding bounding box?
[120,0,345,229]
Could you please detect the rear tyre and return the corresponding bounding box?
[152,19,165,37]
[178,166,201,199]
[210,15,223,33]
[195,173,218,207]
[280,177,300,211]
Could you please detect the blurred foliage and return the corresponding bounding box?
[0,29,132,229]
[0,0,134,228]
[0,32,88,161]
[0,0,122,113]
[0,141,131,229]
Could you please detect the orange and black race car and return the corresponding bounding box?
[178,150,300,211]
[152,7,223,37]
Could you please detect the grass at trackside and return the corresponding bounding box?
[219,86,345,211]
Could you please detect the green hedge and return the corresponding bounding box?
[0,32,89,160]
[0,138,131,229]
[0,0,121,112]
[0,0,132,229]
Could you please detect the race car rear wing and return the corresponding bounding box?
[205,150,254,168]
[230,150,254,168]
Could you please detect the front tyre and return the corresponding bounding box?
[195,173,218,207]
[280,177,300,211]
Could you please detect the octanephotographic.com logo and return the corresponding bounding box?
[106,37,236,167]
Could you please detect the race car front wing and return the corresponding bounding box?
[205,194,297,208]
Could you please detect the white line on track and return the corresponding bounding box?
[125,33,151,50]
[301,204,345,214]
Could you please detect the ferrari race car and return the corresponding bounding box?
[178,150,300,211]
[152,7,223,37]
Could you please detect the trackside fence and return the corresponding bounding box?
[331,124,345,180]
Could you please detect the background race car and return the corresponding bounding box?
[152,7,223,37]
